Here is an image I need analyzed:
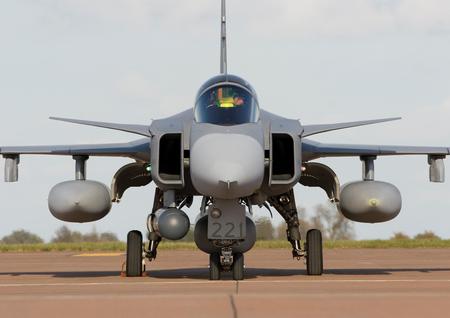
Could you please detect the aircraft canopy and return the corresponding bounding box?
[194,84,259,125]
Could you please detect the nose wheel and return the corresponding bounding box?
[209,251,245,280]
[209,253,221,280]
[232,252,244,280]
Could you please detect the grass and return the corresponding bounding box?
[0,242,127,253]
[1,239,450,252]
[255,239,450,249]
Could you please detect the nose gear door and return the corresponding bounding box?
[207,199,246,240]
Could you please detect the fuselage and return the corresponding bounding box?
[190,122,265,199]
[149,74,303,203]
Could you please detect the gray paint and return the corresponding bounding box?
[260,110,303,196]
[429,156,445,183]
[361,156,376,181]
[3,155,19,182]
[149,109,193,191]
[220,0,227,74]
[339,181,402,223]
[206,199,246,239]
[49,117,151,137]
[48,180,112,223]
[110,162,152,202]
[299,162,340,202]
[190,124,264,199]
[151,207,190,240]
[194,215,256,254]
[302,139,449,161]
[74,156,88,180]
[301,117,401,137]
[0,138,150,162]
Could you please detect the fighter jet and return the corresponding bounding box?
[1,1,449,280]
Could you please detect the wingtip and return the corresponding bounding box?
[378,116,401,122]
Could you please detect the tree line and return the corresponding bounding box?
[0,226,118,244]
[0,203,443,244]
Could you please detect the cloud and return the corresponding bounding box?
[32,0,216,30]
[244,0,450,38]
[116,72,158,101]
[393,96,450,144]
[30,0,450,37]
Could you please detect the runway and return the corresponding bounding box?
[1,248,450,318]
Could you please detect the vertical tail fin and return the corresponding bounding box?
[220,0,227,74]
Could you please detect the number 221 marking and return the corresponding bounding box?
[211,222,243,238]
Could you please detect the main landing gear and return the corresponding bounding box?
[209,249,244,281]
[268,190,324,276]
[125,230,144,277]
[125,229,161,277]
[305,229,323,275]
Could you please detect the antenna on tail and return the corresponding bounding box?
[220,0,227,74]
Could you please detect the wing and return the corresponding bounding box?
[0,138,150,160]
[301,117,401,137]
[302,139,449,183]
[1,138,150,182]
[302,139,449,159]
[49,117,151,137]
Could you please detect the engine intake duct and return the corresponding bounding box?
[270,133,295,182]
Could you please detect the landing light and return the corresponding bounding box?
[210,208,222,219]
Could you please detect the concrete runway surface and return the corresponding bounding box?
[1,248,450,318]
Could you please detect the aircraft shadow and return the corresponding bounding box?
[0,271,121,278]
[148,267,306,280]
[324,267,450,275]
[147,267,450,279]
[1,267,449,279]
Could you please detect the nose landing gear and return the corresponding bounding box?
[209,253,221,280]
[232,252,244,280]
[209,248,245,281]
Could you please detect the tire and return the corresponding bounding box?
[232,252,244,280]
[306,229,323,275]
[209,253,221,280]
[126,230,143,277]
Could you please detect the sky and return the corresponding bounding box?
[0,0,449,241]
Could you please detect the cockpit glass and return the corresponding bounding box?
[194,85,259,125]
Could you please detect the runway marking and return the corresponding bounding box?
[72,253,124,257]
[1,279,450,288]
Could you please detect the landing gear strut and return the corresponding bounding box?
[268,190,323,276]
[145,187,164,261]
[268,189,304,258]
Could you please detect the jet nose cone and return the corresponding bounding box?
[190,133,264,199]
